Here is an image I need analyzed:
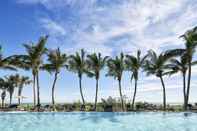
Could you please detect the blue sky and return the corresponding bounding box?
[0,0,197,104]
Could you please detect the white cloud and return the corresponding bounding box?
[15,0,197,103]
[40,18,66,36]
[17,0,197,56]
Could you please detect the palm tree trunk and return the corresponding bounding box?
[32,74,36,107]
[183,73,187,110]
[36,72,41,107]
[118,79,124,111]
[1,99,4,108]
[94,78,99,111]
[18,93,20,105]
[79,76,85,105]
[1,91,5,108]
[159,76,166,111]
[186,62,192,110]
[18,86,22,105]
[9,93,12,105]
[52,72,58,111]
[131,79,137,110]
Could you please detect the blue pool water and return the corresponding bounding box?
[0,112,197,131]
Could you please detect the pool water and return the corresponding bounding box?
[0,112,197,131]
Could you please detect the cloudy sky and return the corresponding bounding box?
[0,0,197,104]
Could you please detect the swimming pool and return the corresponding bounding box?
[0,112,197,131]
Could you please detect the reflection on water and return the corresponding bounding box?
[0,112,197,131]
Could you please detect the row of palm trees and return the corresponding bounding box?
[0,26,196,111]
[0,74,31,107]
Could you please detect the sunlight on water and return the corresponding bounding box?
[0,112,197,131]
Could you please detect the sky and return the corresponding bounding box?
[0,0,197,104]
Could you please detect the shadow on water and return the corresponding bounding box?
[22,112,130,124]
[183,112,193,117]
[78,112,137,123]
[78,112,144,123]
[79,112,120,123]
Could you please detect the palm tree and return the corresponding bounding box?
[180,26,197,110]
[165,52,197,111]
[10,36,48,107]
[27,36,48,107]
[5,75,19,105]
[0,45,17,107]
[125,50,147,110]
[168,55,187,110]
[86,53,108,110]
[18,76,31,105]
[143,50,180,110]
[106,53,125,111]
[68,49,86,105]
[1,90,6,108]
[43,48,67,110]
[0,78,6,108]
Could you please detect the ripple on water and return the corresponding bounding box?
[0,112,197,131]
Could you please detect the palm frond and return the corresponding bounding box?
[44,47,67,74]
[67,49,86,77]
[191,61,197,66]
[106,53,125,80]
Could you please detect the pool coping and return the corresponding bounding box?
[0,111,196,114]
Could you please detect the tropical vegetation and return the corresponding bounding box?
[0,26,197,112]
[125,50,147,110]
[86,53,108,111]
[106,53,125,111]
[43,48,67,110]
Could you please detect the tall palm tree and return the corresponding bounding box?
[125,50,147,110]
[143,50,180,110]
[106,53,125,111]
[10,36,48,107]
[180,26,197,110]
[68,49,86,105]
[168,55,188,110]
[86,53,108,110]
[18,76,31,105]
[43,48,67,110]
